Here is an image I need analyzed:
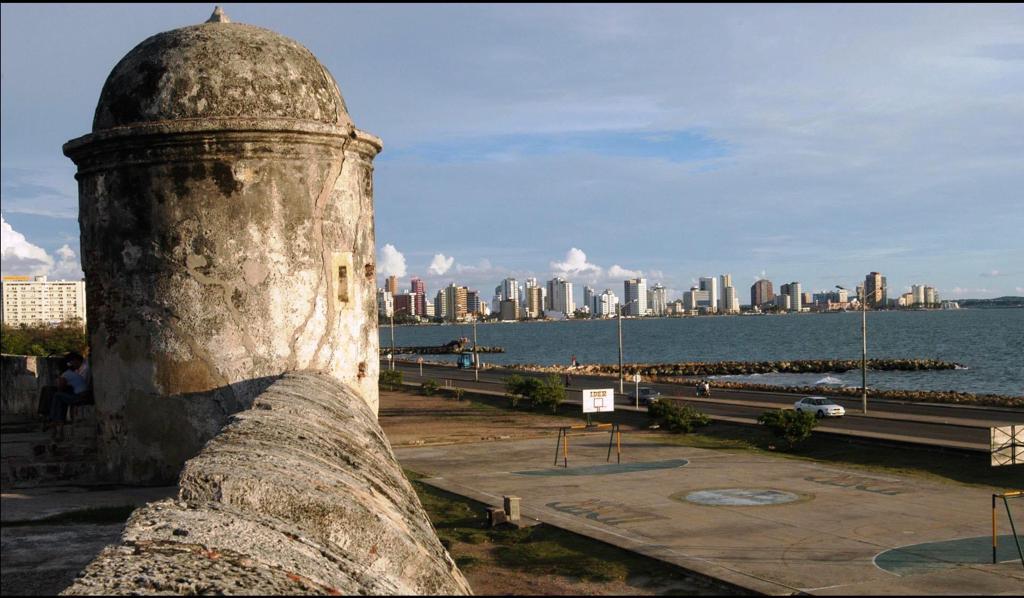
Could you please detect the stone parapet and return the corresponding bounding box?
[1,354,65,417]
[62,371,470,595]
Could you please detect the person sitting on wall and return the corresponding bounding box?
[48,351,93,426]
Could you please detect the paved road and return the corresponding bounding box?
[388,361,1024,451]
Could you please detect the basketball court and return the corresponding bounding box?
[396,433,1024,595]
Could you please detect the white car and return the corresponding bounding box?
[794,396,845,418]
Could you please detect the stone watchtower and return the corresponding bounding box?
[64,8,382,484]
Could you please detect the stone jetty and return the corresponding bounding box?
[382,339,505,355]
[554,358,964,377]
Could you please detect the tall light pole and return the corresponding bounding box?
[389,306,396,371]
[838,284,868,414]
[617,302,624,394]
[472,317,479,382]
[616,299,638,395]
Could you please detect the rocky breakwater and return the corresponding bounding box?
[383,339,504,355]
[62,371,471,595]
[509,359,1021,408]
[554,358,964,377]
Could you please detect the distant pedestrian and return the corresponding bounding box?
[703,380,711,397]
[570,355,578,369]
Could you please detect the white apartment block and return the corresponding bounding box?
[623,278,648,316]
[1,276,87,327]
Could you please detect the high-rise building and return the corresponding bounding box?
[623,278,648,316]
[699,277,718,313]
[434,288,448,320]
[583,286,596,317]
[718,274,733,313]
[751,279,774,308]
[441,283,468,322]
[524,278,539,308]
[376,288,393,317]
[0,276,87,328]
[466,290,481,316]
[386,275,398,296]
[925,286,938,306]
[865,272,886,308]
[595,289,618,317]
[546,277,574,315]
[425,300,435,318]
[502,278,519,307]
[499,299,519,321]
[788,282,802,312]
[526,286,543,319]
[722,286,739,314]
[648,283,668,316]
[410,277,426,316]
[393,292,414,317]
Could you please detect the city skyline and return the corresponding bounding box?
[2,5,1022,299]
[376,267,949,322]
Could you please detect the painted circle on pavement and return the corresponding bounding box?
[677,488,804,506]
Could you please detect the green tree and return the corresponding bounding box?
[421,378,439,396]
[757,409,818,450]
[531,375,566,414]
[1,320,88,357]
[378,369,403,391]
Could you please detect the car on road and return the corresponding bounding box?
[637,387,662,406]
[794,396,845,418]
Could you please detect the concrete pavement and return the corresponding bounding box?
[396,435,1024,595]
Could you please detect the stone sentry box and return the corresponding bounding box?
[63,9,383,484]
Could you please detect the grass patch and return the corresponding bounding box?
[405,469,713,589]
[3,505,137,527]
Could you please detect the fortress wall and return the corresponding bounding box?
[62,370,471,595]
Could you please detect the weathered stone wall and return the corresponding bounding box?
[63,19,382,484]
[1,355,65,417]
[63,371,471,595]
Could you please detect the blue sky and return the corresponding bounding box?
[2,4,1023,300]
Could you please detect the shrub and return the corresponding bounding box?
[421,378,439,396]
[757,409,817,450]
[450,387,466,401]
[531,375,566,414]
[648,400,710,433]
[504,375,541,408]
[378,369,403,391]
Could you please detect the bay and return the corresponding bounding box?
[381,309,1024,397]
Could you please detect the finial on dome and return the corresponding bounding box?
[206,6,230,23]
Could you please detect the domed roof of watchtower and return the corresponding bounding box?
[91,6,352,132]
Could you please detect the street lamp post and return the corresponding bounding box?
[389,308,396,371]
[837,284,870,414]
[472,317,479,382]
[616,299,639,395]
[617,303,624,394]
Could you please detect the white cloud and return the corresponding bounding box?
[51,244,82,280]
[980,269,1006,277]
[0,216,83,280]
[607,264,643,279]
[1,214,54,276]
[550,247,602,276]
[429,253,455,275]
[377,243,407,277]
[455,258,493,274]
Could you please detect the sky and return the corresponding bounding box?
[2,3,1023,302]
